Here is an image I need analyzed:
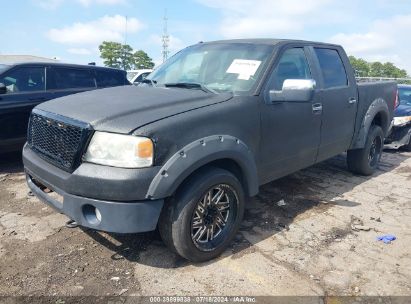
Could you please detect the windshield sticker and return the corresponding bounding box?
[226,59,262,80]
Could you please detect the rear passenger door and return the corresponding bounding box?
[47,67,97,99]
[311,47,358,161]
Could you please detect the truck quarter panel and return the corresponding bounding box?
[351,83,394,149]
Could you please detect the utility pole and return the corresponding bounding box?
[162,10,170,63]
[124,16,128,46]
[123,16,128,70]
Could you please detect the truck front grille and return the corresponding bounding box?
[28,110,92,172]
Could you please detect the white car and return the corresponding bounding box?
[127,69,153,85]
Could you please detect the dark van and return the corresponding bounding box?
[0,63,129,153]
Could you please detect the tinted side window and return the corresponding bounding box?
[314,48,348,88]
[51,68,96,90]
[96,70,126,87]
[0,66,45,93]
[271,48,311,90]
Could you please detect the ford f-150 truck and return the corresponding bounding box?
[23,39,397,262]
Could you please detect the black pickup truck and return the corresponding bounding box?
[23,39,397,262]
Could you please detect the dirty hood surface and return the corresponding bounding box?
[37,86,233,134]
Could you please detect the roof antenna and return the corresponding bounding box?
[162,9,170,63]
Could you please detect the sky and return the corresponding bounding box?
[1,0,411,74]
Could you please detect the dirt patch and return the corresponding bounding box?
[0,151,410,297]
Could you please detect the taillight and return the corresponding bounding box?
[394,89,399,109]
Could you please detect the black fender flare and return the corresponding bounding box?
[351,98,390,149]
[146,135,259,199]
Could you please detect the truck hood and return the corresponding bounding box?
[37,86,233,134]
[394,104,411,117]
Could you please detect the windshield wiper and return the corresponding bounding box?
[164,82,217,94]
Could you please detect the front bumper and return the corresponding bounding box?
[23,144,164,233]
[23,144,160,201]
[384,124,411,149]
[26,173,163,233]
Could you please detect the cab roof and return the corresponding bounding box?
[202,38,341,48]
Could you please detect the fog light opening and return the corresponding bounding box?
[95,207,102,222]
[82,204,102,225]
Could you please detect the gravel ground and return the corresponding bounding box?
[0,150,410,300]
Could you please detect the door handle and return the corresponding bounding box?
[348,98,357,104]
[312,103,323,114]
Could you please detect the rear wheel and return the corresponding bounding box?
[159,167,245,262]
[347,125,384,176]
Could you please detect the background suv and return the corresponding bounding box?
[0,62,130,153]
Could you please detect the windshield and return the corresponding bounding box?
[399,87,411,106]
[147,43,274,94]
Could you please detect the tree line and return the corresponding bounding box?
[349,56,408,78]
[98,41,409,79]
[99,41,155,70]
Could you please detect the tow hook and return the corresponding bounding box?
[65,219,78,228]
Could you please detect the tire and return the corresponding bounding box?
[347,125,384,176]
[159,167,245,262]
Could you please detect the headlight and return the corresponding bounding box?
[83,132,153,168]
[393,116,411,127]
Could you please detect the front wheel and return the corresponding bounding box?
[159,167,245,262]
[347,125,384,175]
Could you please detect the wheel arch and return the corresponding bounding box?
[146,135,259,200]
[351,98,390,149]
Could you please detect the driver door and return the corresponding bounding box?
[259,47,322,182]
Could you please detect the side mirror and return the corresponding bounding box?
[269,79,316,102]
[0,83,7,94]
